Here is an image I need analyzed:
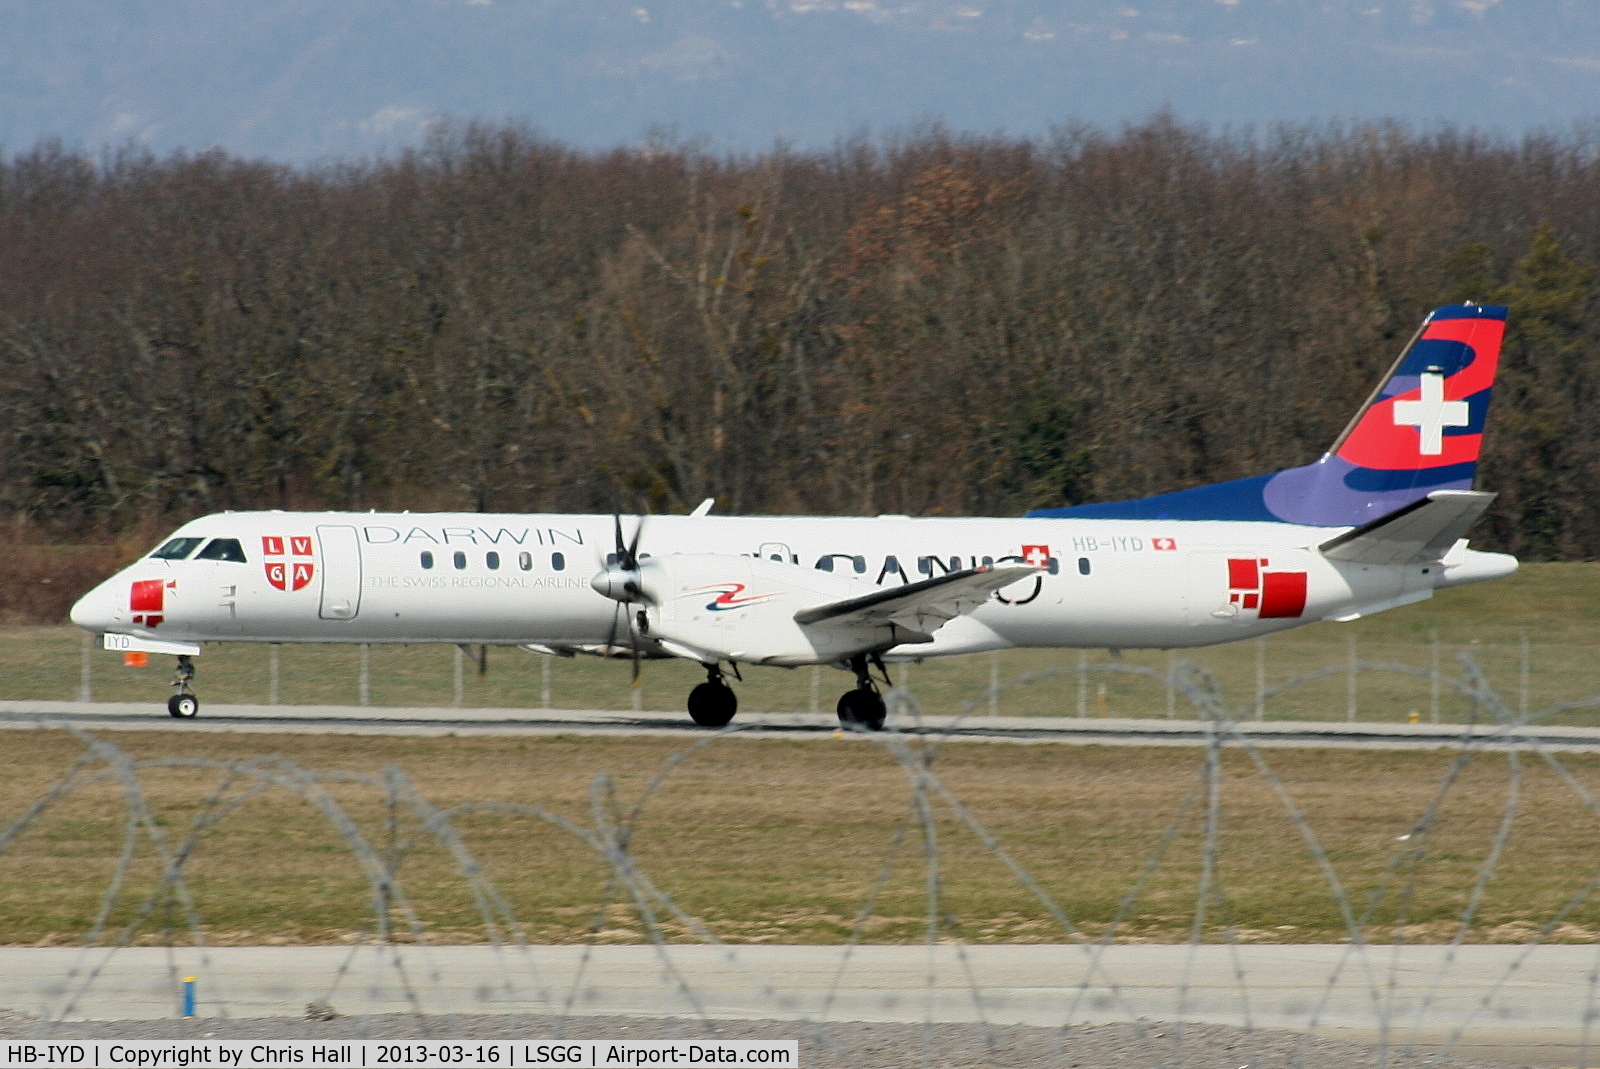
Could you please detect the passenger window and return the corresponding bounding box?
[421,551,434,569]
[195,538,247,563]
[453,551,467,570]
[1078,557,1091,575]
[815,557,834,572]
[486,551,500,570]
[518,552,533,571]
[150,537,204,560]
[551,552,566,571]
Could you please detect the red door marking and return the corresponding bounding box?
[1259,571,1308,618]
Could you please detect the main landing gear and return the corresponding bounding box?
[681,656,891,732]
[166,654,199,718]
[836,653,887,732]
[687,663,739,728]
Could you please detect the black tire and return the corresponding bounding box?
[687,681,737,728]
[836,688,886,731]
[167,693,199,719]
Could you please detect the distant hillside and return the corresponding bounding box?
[2,1,1600,161]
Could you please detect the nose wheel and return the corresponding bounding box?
[167,655,199,718]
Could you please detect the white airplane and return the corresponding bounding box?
[70,303,1515,730]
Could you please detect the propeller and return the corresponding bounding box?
[590,509,650,683]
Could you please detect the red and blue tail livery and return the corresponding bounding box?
[1027,304,1507,527]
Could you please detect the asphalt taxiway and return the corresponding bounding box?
[2,943,1595,1064]
[4,699,1600,751]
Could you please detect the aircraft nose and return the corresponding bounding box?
[69,581,120,632]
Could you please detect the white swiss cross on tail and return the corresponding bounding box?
[262,535,316,592]
[1392,369,1469,455]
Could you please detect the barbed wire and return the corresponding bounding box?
[3,654,1600,1067]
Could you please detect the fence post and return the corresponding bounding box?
[78,632,92,703]
[1346,633,1357,722]
[269,644,280,705]
[359,644,371,707]
[1254,637,1266,721]
[1429,630,1440,724]
[453,645,464,707]
[1519,631,1530,721]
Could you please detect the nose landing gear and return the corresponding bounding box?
[166,655,199,718]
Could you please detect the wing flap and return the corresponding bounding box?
[1318,490,1495,566]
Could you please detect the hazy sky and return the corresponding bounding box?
[3,0,1599,162]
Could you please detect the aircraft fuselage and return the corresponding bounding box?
[70,509,1516,658]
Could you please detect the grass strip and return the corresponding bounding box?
[3,729,1600,947]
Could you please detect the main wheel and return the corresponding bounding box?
[836,688,886,731]
[167,693,200,719]
[687,681,738,728]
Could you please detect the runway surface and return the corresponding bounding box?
[4,699,1600,750]
[1,943,1593,1064]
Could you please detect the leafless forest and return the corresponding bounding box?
[4,117,1597,566]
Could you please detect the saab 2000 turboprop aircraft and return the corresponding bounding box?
[70,303,1516,730]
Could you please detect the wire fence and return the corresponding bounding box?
[5,627,1600,726]
[5,653,1600,1065]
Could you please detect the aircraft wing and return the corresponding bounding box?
[1318,489,1496,566]
[794,564,1039,638]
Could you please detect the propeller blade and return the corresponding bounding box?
[613,510,631,569]
[626,517,645,570]
[603,502,649,686]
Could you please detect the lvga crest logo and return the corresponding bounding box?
[262,535,316,591]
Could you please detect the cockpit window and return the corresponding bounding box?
[149,537,204,560]
[195,538,248,563]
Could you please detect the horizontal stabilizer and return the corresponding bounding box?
[1318,490,1495,566]
[795,564,1038,635]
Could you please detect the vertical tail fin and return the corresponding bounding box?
[1265,303,1505,526]
[1026,304,1508,527]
